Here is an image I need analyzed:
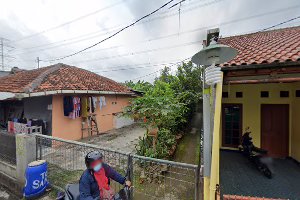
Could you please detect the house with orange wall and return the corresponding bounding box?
[0,63,136,140]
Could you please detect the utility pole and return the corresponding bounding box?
[1,38,3,70]
[0,37,15,71]
[36,57,40,69]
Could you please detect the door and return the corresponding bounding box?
[261,104,289,158]
[222,104,243,148]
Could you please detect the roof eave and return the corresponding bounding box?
[221,61,300,71]
[0,90,135,100]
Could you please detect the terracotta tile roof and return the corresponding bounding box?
[219,26,300,67]
[0,63,133,94]
[223,195,288,200]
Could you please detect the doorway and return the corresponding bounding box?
[261,104,289,158]
[222,104,243,148]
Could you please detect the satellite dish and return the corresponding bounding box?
[192,43,238,66]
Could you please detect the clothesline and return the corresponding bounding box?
[63,96,107,119]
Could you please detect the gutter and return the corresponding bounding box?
[2,90,135,100]
[221,61,300,71]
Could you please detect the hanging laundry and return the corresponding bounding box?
[69,97,76,119]
[89,96,95,113]
[92,97,97,110]
[99,96,106,110]
[69,97,81,119]
[75,97,81,118]
[63,96,74,117]
[81,97,88,118]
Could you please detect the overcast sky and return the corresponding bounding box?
[0,0,299,82]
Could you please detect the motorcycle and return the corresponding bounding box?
[239,128,273,179]
[56,165,132,200]
[60,183,131,200]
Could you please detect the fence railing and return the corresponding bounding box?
[35,134,203,200]
[0,132,16,165]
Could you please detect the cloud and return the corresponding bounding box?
[0,0,299,82]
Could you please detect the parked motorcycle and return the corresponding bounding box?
[239,128,273,179]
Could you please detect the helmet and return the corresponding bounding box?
[85,151,103,168]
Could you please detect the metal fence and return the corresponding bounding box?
[0,132,16,165]
[36,134,203,200]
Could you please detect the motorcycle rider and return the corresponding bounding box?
[79,151,131,200]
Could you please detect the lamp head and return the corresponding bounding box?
[192,43,238,66]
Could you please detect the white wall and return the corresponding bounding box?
[113,115,134,129]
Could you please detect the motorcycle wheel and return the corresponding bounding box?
[259,164,272,179]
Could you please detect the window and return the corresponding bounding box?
[236,92,243,98]
[280,91,289,98]
[222,92,229,98]
[261,91,269,98]
[222,104,242,147]
[296,90,300,97]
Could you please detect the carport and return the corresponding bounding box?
[220,150,300,199]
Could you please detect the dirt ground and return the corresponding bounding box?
[173,111,202,165]
[81,123,146,153]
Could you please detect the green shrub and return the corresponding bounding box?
[136,129,176,159]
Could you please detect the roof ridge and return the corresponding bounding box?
[23,64,63,93]
[66,64,128,88]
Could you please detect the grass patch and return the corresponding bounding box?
[48,164,83,189]
[173,130,201,165]
[195,131,201,165]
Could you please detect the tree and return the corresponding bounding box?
[156,66,178,84]
[125,80,153,93]
[124,61,203,159]
[124,80,187,132]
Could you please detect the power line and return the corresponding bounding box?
[129,15,300,81]
[261,15,300,31]
[93,60,182,73]
[47,5,300,62]
[11,0,206,53]
[85,58,182,71]
[14,3,299,58]
[169,0,186,9]
[17,0,221,57]
[41,0,177,62]
[91,16,300,72]
[11,0,199,53]
[130,57,191,81]
[10,0,127,43]
[68,40,201,64]
[12,0,211,56]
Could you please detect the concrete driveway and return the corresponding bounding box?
[81,123,146,154]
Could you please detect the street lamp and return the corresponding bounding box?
[192,37,238,85]
[191,31,237,181]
